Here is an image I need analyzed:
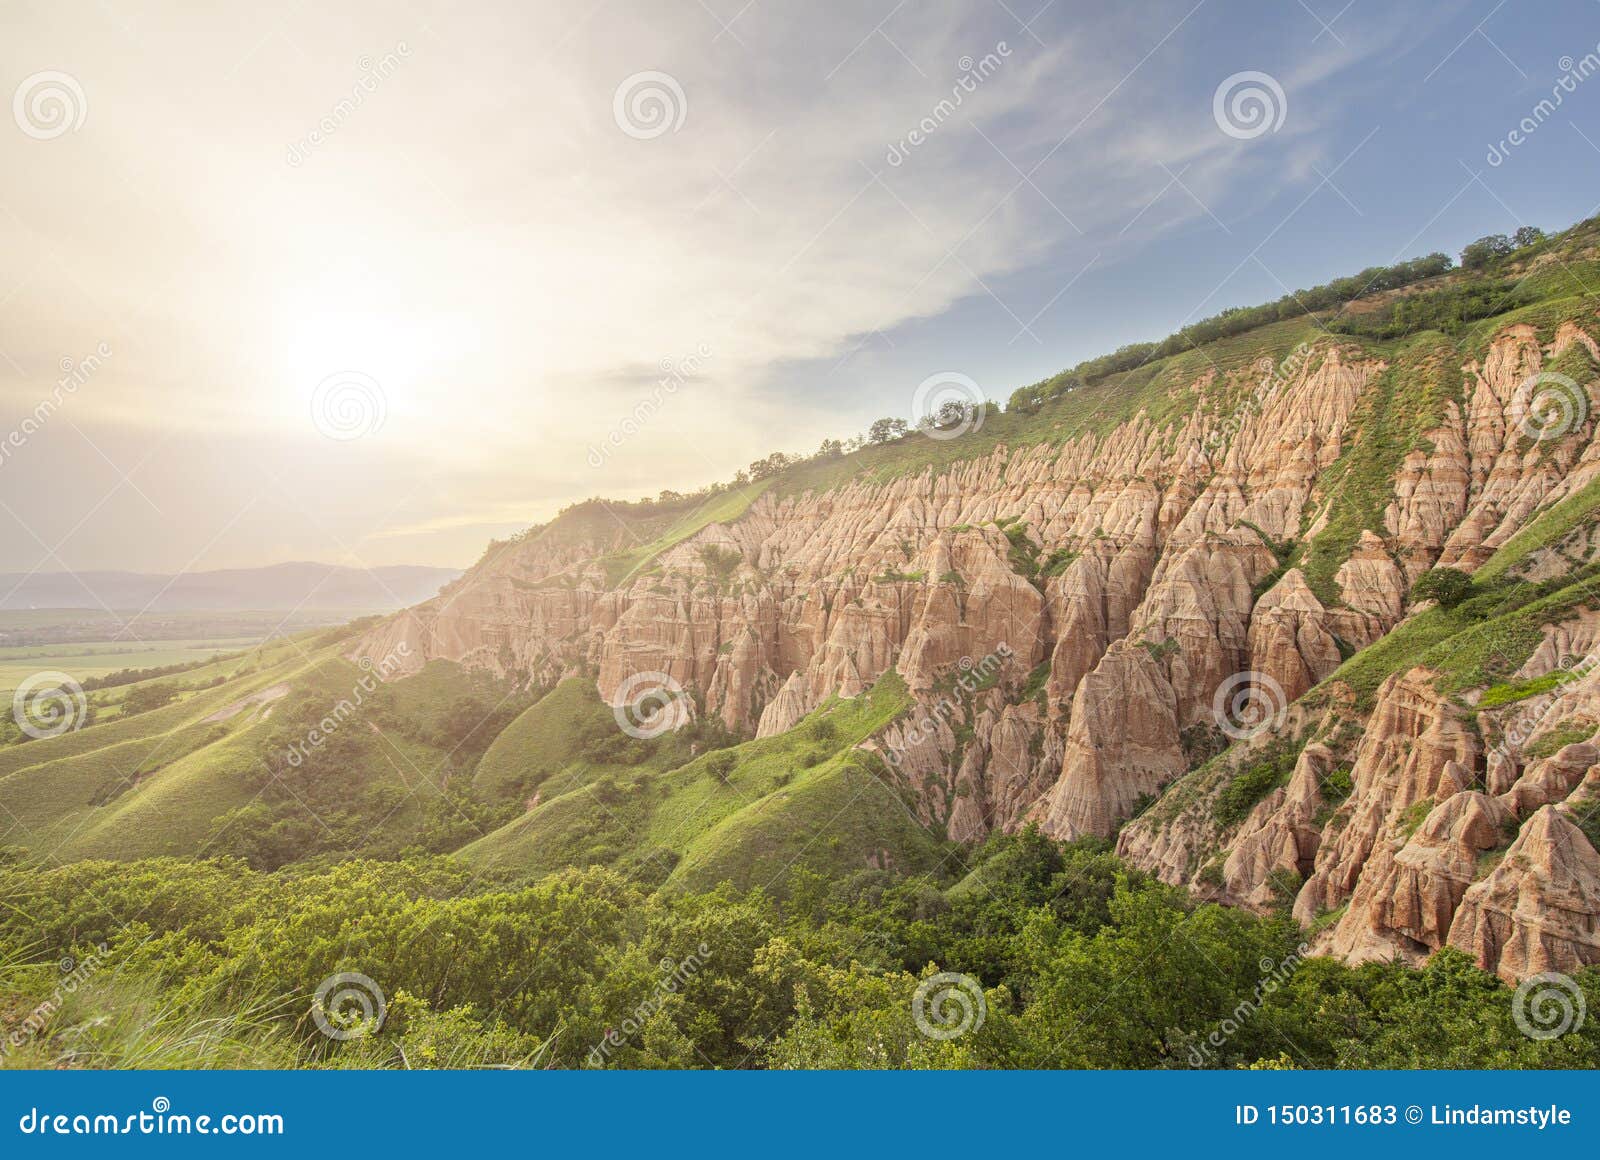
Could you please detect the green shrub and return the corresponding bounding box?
[1318,765,1354,805]
[1215,741,1303,827]
[1410,567,1474,609]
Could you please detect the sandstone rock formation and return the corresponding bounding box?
[355,313,1600,980]
[1447,806,1600,982]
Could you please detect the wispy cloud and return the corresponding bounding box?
[0,0,1466,568]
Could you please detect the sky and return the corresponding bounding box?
[1,0,1599,574]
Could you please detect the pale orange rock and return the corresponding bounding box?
[1221,742,1336,909]
[1293,668,1480,926]
[1328,792,1515,965]
[1031,643,1186,840]
[1246,570,1343,705]
[1447,806,1600,982]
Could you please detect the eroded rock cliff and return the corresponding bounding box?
[356,304,1600,980]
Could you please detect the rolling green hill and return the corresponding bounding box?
[0,633,531,866]
[459,673,941,894]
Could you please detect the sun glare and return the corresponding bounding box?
[271,283,478,433]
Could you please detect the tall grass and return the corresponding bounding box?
[1,941,558,1070]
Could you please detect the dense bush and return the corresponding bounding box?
[1215,745,1300,827]
[1410,567,1474,609]
[1007,253,1453,411]
[2,828,1594,1070]
[1327,279,1528,340]
[120,682,177,715]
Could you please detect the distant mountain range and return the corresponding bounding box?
[0,563,462,612]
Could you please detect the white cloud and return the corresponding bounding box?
[0,0,1419,567]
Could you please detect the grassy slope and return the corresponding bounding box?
[1319,560,1600,707]
[665,752,946,894]
[0,635,495,861]
[0,637,318,843]
[460,673,941,894]
[59,722,281,860]
[0,641,373,856]
[471,678,629,801]
[649,673,914,851]
[1294,334,1461,602]
[0,637,308,778]
[600,482,770,586]
[59,655,479,861]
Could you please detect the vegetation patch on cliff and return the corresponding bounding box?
[599,482,769,586]
[1298,336,1460,604]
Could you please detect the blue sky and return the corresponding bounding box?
[1,0,1598,574]
[807,0,1600,420]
